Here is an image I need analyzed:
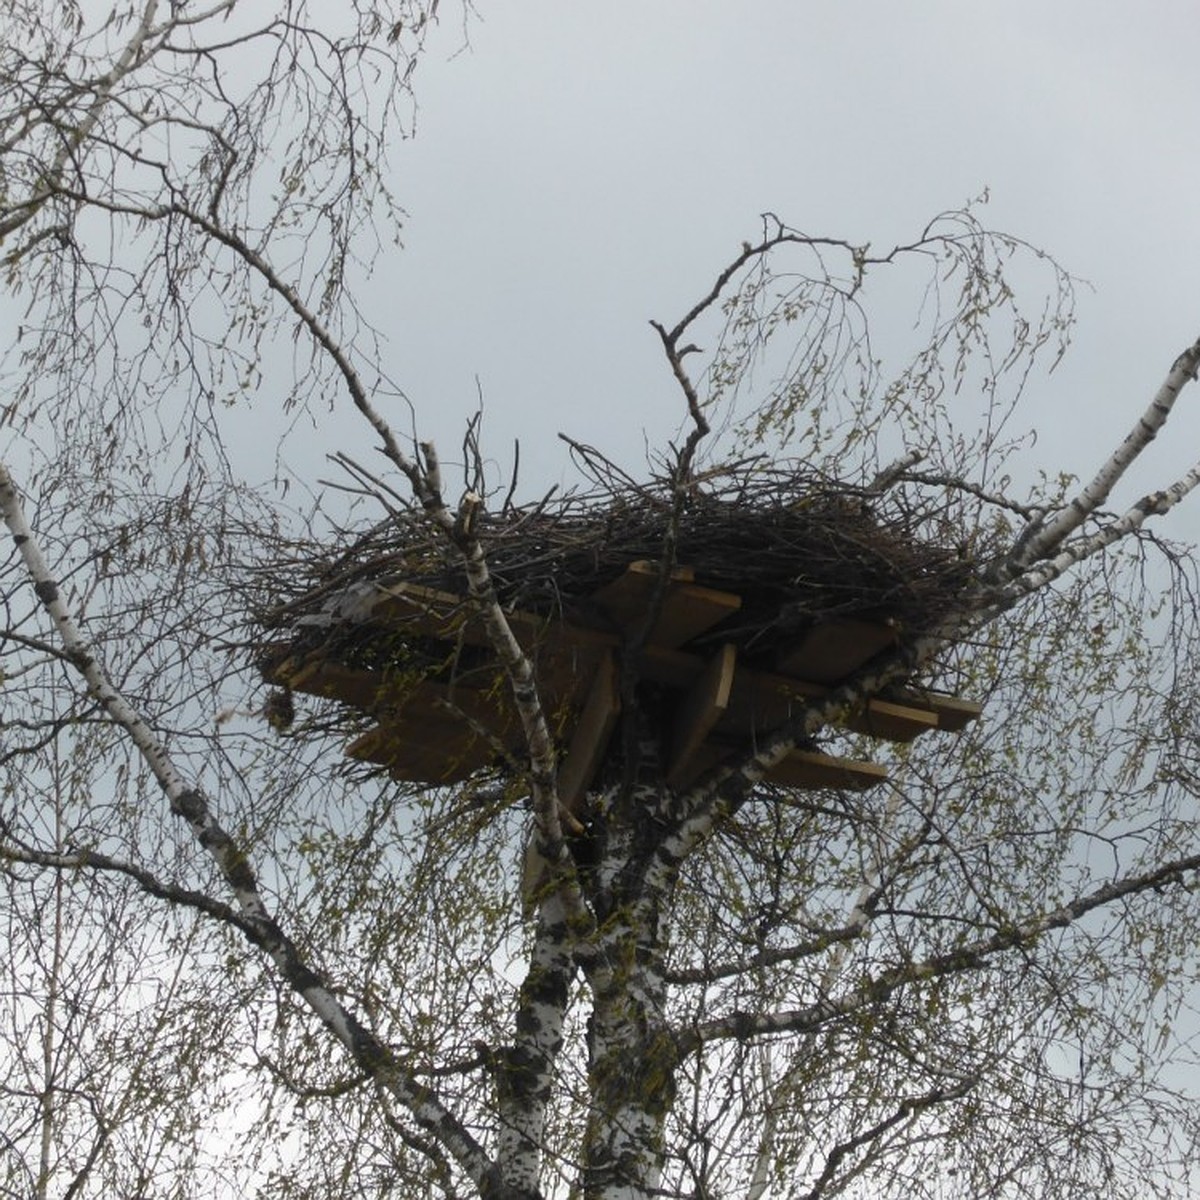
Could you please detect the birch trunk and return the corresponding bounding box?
[576,746,679,1200]
[495,897,574,1199]
[581,904,674,1200]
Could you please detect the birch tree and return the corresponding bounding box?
[2,4,1200,1198]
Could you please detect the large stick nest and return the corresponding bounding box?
[258,463,981,671]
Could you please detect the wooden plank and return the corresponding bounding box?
[636,643,705,690]
[345,724,488,784]
[668,644,737,787]
[767,749,888,791]
[523,632,616,717]
[270,657,411,709]
[851,697,938,741]
[280,656,530,735]
[709,663,934,743]
[892,690,983,732]
[557,653,621,813]
[365,582,559,656]
[591,561,741,648]
[774,618,898,684]
[340,668,536,785]
[363,581,476,639]
[671,741,886,794]
[280,577,979,795]
[593,561,694,621]
[369,581,621,669]
[720,667,822,736]
[652,583,742,649]
[300,581,616,717]
[305,583,629,697]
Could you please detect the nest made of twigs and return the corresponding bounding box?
[258,463,979,671]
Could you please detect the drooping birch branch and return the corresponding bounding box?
[737,782,918,1200]
[664,789,924,987]
[191,175,579,905]
[195,195,580,911]
[0,462,496,1192]
[0,839,257,934]
[650,372,1200,893]
[798,1078,975,1200]
[0,0,195,241]
[38,185,588,924]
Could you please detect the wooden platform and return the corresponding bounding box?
[267,562,980,798]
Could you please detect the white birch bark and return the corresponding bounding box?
[495,896,574,1199]
[582,929,672,1199]
[577,779,677,1200]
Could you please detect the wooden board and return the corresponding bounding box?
[591,561,741,648]
[346,724,489,784]
[557,653,621,814]
[271,656,453,712]
[677,741,888,793]
[849,697,938,741]
[891,690,983,732]
[668,644,737,787]
[366,582,576,658]
[774,618,899,684]
[275,561,978,798]
[718,667,937,743]
[768,749,888,791]
[365,581,477,640]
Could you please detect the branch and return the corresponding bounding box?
[415,442,590,926]
[39,186,592,924]
[0,0,181,241]
[866,450,924,494]
[665,921,870,987]
[0,464,496,1191]
[663,220,863,345]
[613,315,717,801]
[646,634,933,894]
[979,463,1200,616]
[673,850,1200,1056]
[799,1078,975,1200]
[667,788,924,986]
[0,839,257,935]
[998,333,1200,575]
[901,470,1046,520]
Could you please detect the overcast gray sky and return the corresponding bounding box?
[323,0,1200,537]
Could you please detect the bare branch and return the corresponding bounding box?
[676,850,1200,1055]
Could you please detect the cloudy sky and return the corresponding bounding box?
[334,0,1200,538]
